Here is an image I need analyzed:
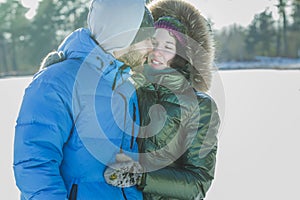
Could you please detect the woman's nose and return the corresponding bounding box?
[152,50,166,62]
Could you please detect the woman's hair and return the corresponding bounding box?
[165,31,190,80]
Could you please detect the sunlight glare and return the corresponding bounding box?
[21,0,39,19]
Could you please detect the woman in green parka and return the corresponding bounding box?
[133,0,221,199]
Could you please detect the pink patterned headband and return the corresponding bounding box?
[154,16,187,46]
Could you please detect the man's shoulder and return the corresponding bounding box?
[32,59,80,89]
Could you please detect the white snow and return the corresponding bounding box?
[0,76,32,199]
[1,70,300,199]
[206,70,300,200]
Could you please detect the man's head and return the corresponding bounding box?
[87,0,154,61]
[116,6,155,69]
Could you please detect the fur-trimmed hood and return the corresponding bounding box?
[148,0,215,92]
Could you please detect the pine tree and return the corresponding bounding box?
[0,0,30,74]
[290,0,300,30]
[277,0,288,56]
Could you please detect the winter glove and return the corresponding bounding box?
[104,153,143,187]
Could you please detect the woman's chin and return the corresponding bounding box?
[149,63,167,70]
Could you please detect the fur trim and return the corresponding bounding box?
[148,0,215,92]
[40,51,65,70]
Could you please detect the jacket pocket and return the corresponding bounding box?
[69,184,78,200]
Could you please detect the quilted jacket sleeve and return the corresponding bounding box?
[142,95,220,200]
[13,77,73,200]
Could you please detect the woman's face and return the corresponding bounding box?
[148,28,176,70]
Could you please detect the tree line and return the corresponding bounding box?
[0,0,299,76]
[215,0,300,61]
[0,0,89,76]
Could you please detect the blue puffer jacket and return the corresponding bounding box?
[13,28,142,200]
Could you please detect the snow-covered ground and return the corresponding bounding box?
[1,69,300,199]
[0,76,32,199]
[206,69,300,200]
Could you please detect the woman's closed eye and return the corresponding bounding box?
[165,45,175,50]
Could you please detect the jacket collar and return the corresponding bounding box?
[136,65,192,93]
[57,28,130,89]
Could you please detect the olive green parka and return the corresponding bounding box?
[134,1,220,199]
[133,67,220,200]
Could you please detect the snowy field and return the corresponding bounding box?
[1,69,300,199]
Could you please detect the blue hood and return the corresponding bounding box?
[58,28,114,65]
[55,28,130,87]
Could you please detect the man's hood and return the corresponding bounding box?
[57,28,104,61]
[41,28,129,88]
[40,28,115,71]
[87,0,145,54]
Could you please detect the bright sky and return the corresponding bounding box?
[1,0,280,30]
[188,0,279,29]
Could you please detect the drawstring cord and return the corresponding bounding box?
[118,92,127,154]
[113,64,136,153]
[112,64,130,90]
[117,96,137,153]
[130,103,136,149]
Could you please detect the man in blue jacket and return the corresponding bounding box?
[13,0,154,199]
